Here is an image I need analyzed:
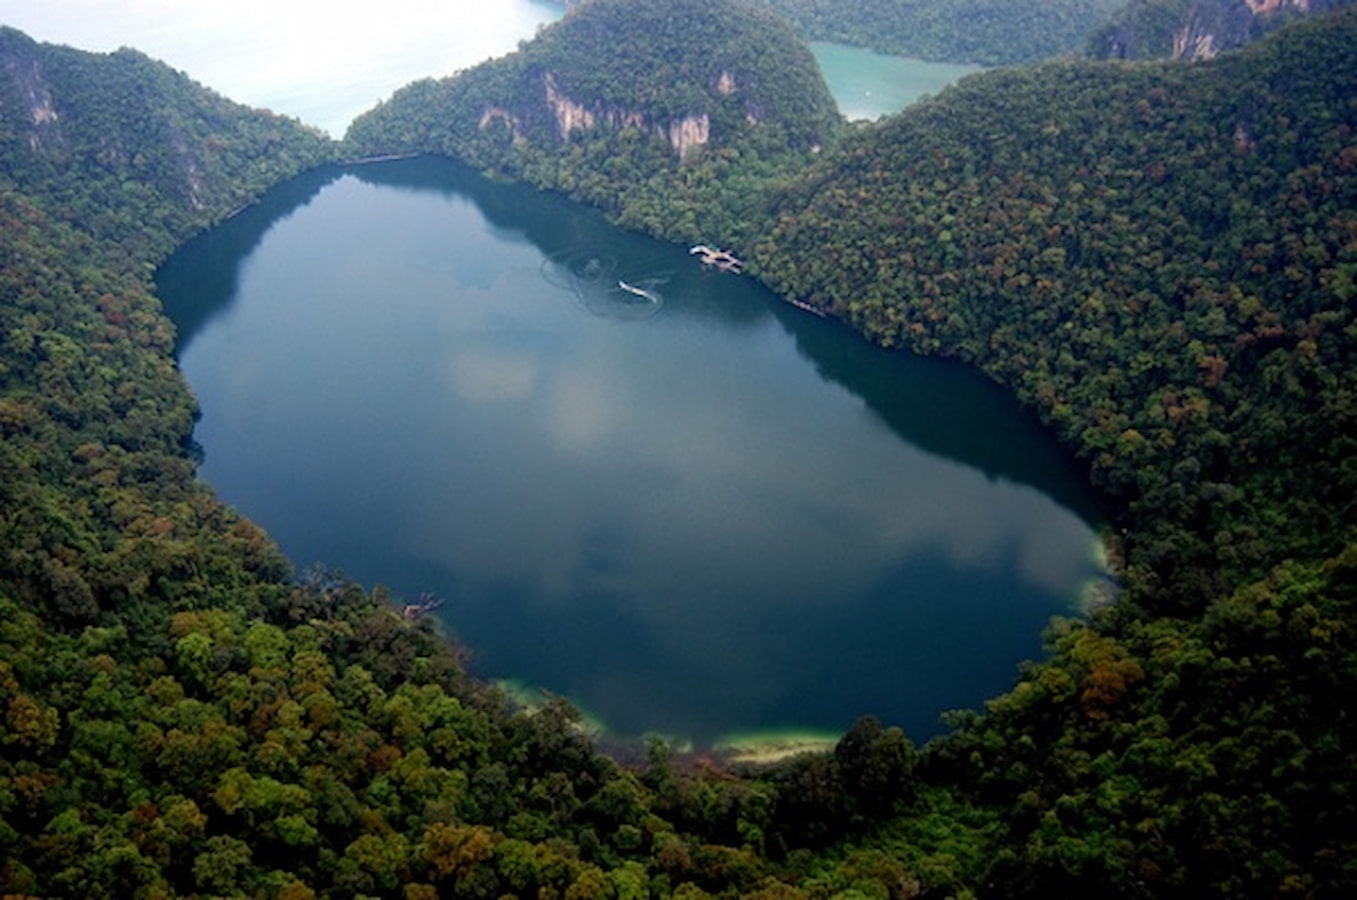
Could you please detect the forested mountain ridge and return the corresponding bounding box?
[0,27,333,263]
[0,25,335,628]
[752,15,1357,887]
[346,0,840,242]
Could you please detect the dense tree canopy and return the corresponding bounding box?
[2,3,1356,896]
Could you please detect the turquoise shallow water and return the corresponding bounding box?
[811,41,984,120]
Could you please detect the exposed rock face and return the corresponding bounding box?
[1244,0,1312,10]
[544,72,595,137]
[2,47,65,153]
[1096,0,1341,60]
[537,71,715,158]
[667,114,711,158]
[479,106,527,145]
[1174,26,1221,58]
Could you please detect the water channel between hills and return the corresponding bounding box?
[158,156,1108,749]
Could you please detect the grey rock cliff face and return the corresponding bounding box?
[1096,0,1345,60]
[1,37,66,154]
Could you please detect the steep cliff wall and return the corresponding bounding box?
[1094,0,1348,59]
[348,0,838,158]
[540,69,716,158]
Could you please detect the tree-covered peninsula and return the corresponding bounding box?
[2,0,1356,896]
[347,0,841,243]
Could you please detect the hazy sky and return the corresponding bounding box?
[2,0,560,135]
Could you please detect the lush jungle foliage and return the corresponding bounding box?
[762,0,1125,64]
[346,0,841,245]
[3,2,1356,897]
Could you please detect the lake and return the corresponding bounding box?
[158,156,1107,748]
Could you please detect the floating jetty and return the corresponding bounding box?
[690,244,743,273]
[785,297,827,317]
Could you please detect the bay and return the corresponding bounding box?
[810,41,984,121]
[158,156,1107,747]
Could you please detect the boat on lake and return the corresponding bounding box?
[617,280,656,301]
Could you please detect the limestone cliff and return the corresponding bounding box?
[344,0,841,242]
[1094,0,1349,60]
[347,0,839,163]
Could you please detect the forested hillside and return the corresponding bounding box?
[2,2,1356,896]
[0,24,332,627]
[347,0,840,242]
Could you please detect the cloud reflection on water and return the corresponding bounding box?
[170,166,1104,743]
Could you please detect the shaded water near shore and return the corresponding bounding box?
[159,156,1107,747]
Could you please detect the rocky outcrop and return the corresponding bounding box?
[537,71,714,158]
[543,72,596,137]
[1095,0,1344,60]
[667,114,711,158]
[1,41,65,153]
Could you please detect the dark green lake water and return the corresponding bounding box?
[159,156,1106,747]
